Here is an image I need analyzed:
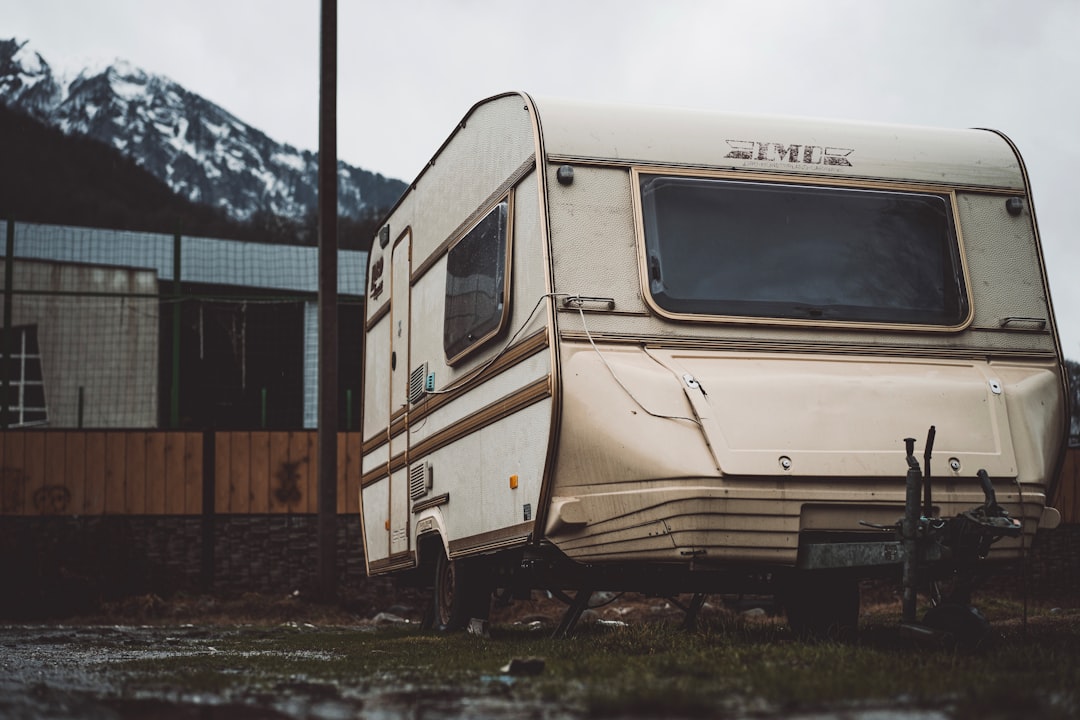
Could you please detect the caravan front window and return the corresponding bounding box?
[444,199,511,364]
[638,173,969,327]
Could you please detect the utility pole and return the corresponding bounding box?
[2,219,14,429]
[2,219,14,430]
[317,0,339,601]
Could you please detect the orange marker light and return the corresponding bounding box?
[509,475,519,489]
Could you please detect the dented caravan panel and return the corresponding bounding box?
[359,92,1067,584]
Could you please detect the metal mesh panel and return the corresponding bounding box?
[1,220,365,430]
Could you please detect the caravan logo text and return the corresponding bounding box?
[725,140,854,167]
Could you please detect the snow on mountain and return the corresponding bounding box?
[0,38,405,223]
[0,39,64,117]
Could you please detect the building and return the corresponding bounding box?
[1,220,366,430]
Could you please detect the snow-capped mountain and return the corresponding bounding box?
[0,38,405,223]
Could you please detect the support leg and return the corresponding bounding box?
[681,593,708,631]
[552,589,593,639]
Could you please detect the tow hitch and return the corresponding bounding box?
[894,427,1022,646]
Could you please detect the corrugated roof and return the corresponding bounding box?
[3,221,367,295]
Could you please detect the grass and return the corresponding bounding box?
[102,596,1080,718]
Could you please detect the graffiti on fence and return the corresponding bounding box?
[32,485,71,514]
[1,466,29,513]
[274,458,306,509]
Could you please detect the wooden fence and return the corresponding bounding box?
[1057,446,1080,525]
[1,430,1077,523]
[0,431,362,516]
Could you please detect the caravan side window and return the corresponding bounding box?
[444,199,511,364]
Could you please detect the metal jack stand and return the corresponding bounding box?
[896,428,1022,647]
[901,435,923,625]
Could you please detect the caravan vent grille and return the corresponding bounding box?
[408,363,428,404]
[409,462,432,500]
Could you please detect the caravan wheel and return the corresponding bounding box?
[432,551,492,632]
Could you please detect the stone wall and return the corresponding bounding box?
[1,515,1078,619]
[0,514,376,618]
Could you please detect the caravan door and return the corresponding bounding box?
[388,231,412,558]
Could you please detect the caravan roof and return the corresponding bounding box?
[456,93,1026,191]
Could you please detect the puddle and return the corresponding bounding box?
[0,624,579,720]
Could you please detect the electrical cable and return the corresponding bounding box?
[574,304,700,426]
[419,292,700,427]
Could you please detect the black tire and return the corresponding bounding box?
[783,574,860,641]
[922,603,991,649]
[432,550,492,632]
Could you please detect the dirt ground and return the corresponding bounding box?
[2,585,1074,720]
[35,580,721,628]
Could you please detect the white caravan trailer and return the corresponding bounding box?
[360,92,1068,639]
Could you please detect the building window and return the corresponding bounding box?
[3,324,48,427]
[638,173,970,328]
[444,199,512,364]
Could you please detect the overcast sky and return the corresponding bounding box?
[6,0,1080,356]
